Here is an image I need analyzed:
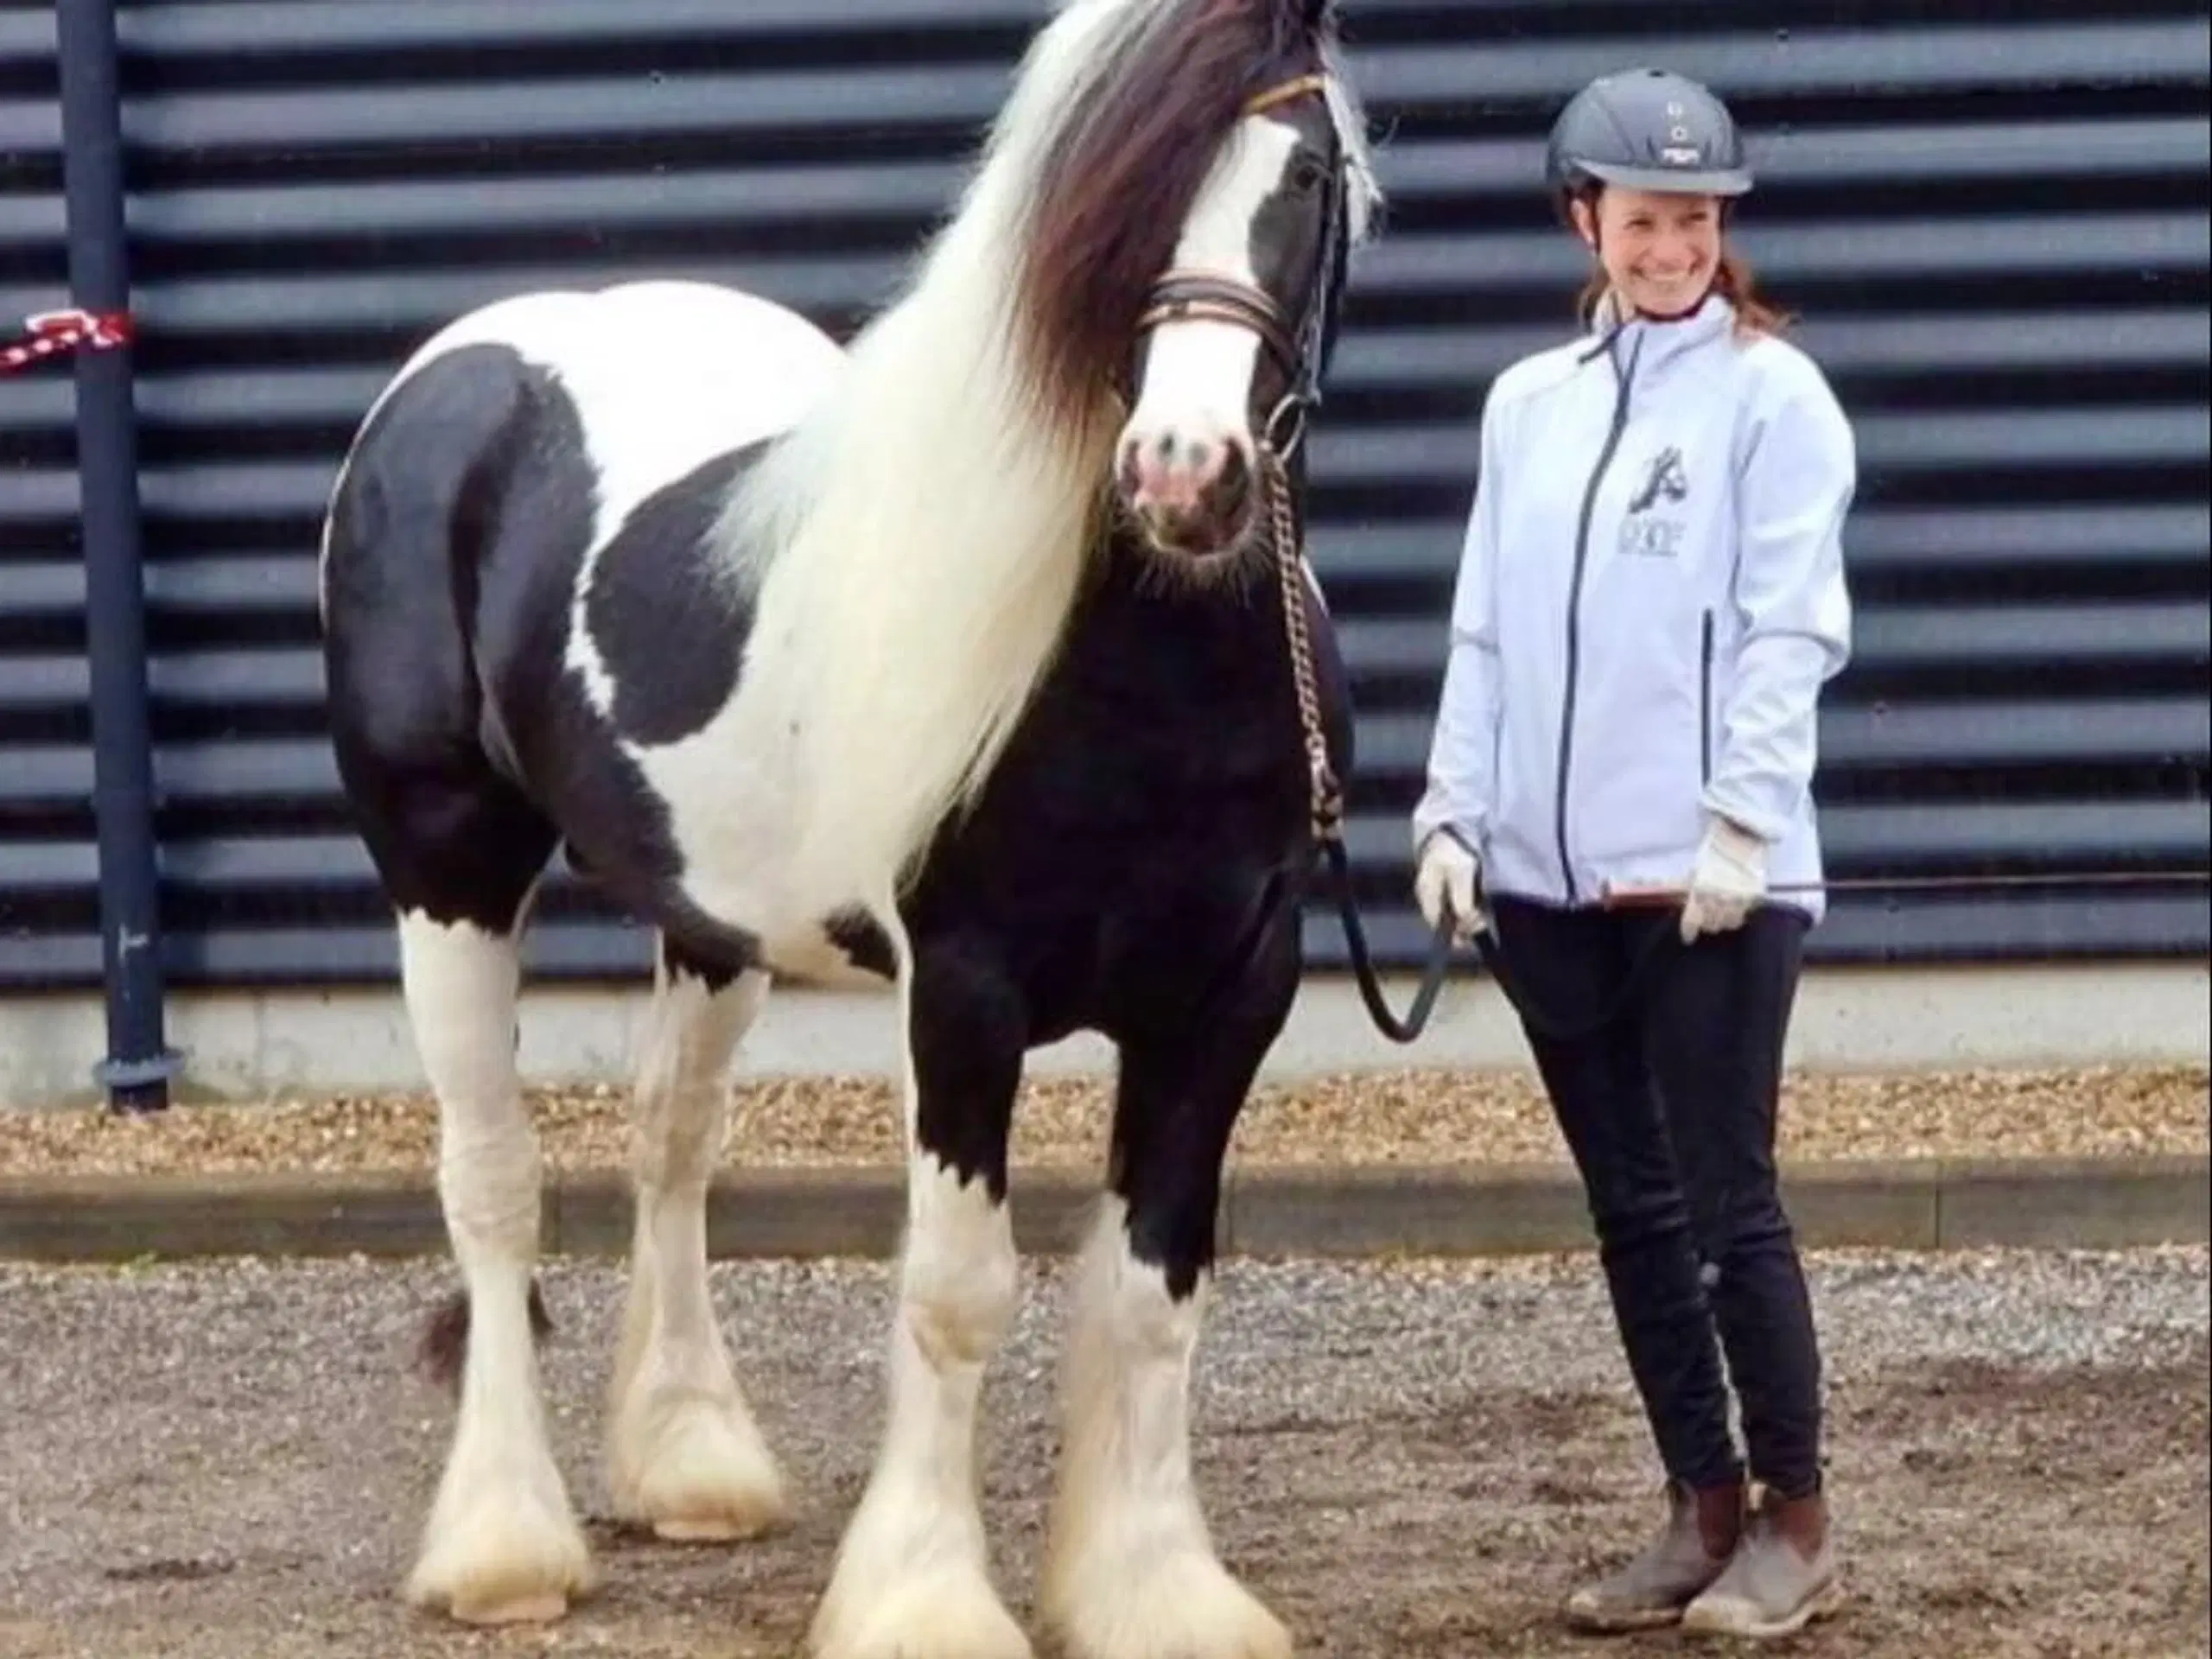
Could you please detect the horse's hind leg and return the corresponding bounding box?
[607,937,785,1541]
[1042,902,1300,1659]
[357,779,589,1625]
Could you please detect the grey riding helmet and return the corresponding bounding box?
[1544,67,1753,200]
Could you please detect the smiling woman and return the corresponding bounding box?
[1413,65,1859,1648]
[1548,67,1792,338]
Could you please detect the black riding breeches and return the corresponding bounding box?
[1486,893,1824,1500]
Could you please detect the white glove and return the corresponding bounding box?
[1414,828,1487,942]
[1679,814,1767,944]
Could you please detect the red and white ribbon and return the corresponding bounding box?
[1,306,136,374]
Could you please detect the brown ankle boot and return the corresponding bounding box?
[1564,1478,1745,1632]
[1681,1484,1845,1639]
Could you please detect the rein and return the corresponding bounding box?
[1255,451,1460,1044]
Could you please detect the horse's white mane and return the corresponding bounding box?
[713,0,1382,905]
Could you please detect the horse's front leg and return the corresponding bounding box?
[1042,910,1300,1659]
[606,937,786,1542]
[810,934,1033,1659]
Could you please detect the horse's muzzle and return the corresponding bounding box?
[1119,431,1257,559]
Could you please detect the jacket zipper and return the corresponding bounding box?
[1554,334,1641,904]
[1699,608,1714,787]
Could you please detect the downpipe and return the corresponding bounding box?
[57,0,179,1112]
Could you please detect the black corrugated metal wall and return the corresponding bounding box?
[2,2,79,983]
[3,0,2207,990]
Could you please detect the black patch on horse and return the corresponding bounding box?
[823,906,898,979]
[586,444,765,747]
[661,930,754,995]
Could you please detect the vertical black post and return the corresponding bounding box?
[56,0,177,1113]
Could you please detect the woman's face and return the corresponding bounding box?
[1572,185,1722,319]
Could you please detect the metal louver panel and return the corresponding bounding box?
[0,1,81,982]
[3,0,2206,989]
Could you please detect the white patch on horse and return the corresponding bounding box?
[1041,1197,1290,1659]
[1122,116,1301,470]
[403,283,843,719]
[607,953,785,1543]
[397,907,594,1626]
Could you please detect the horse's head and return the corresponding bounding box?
[1117,64,1356,567]
[1013,0,1379,572]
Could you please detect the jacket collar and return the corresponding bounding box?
[1580,289,1736,374]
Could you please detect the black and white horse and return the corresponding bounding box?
[316,1,1381,1654]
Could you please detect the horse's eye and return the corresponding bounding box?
[1288,154,1327,194]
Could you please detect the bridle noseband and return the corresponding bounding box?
[1129,71,1339,462]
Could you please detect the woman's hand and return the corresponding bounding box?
[1678,815,1767,943]
[1415,828,1488,942]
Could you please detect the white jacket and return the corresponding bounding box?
[1412,291,1855,922]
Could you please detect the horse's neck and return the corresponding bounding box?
[1078,536,1304,701]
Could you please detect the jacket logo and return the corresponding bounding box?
[1628,446,1689,514]
[1618,445,1689,559]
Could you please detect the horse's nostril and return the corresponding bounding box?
[1208,443,1252,519]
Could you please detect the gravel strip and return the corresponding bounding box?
[0,1246,2203,1658]
[3,1064,2205,1179]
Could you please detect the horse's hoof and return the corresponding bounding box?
[1044,1549,1290,1659]
[653,1516,751,1544]
[451,1590,569,1627]
[609,1389,788,1544]
[404,1481,595,1630]
[809,1564,1033,1659]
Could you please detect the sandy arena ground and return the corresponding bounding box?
[0,1246,2204,1659]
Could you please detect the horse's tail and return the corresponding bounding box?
[320,337,546,809]
[419,1280,555,1395]
[321,336,533,648]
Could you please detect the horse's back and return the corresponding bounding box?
[359,280,844,537]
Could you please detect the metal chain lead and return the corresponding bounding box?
[1264,450,1342,841]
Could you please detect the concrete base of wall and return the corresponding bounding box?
[3,961,2207,1109]
[5,1153,2206,1263]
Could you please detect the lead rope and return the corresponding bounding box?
[1265,454,1458,1043]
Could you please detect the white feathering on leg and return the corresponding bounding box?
[1043,1197,1288,1659]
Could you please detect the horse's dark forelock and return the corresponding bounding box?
[1012,0,1333,441]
